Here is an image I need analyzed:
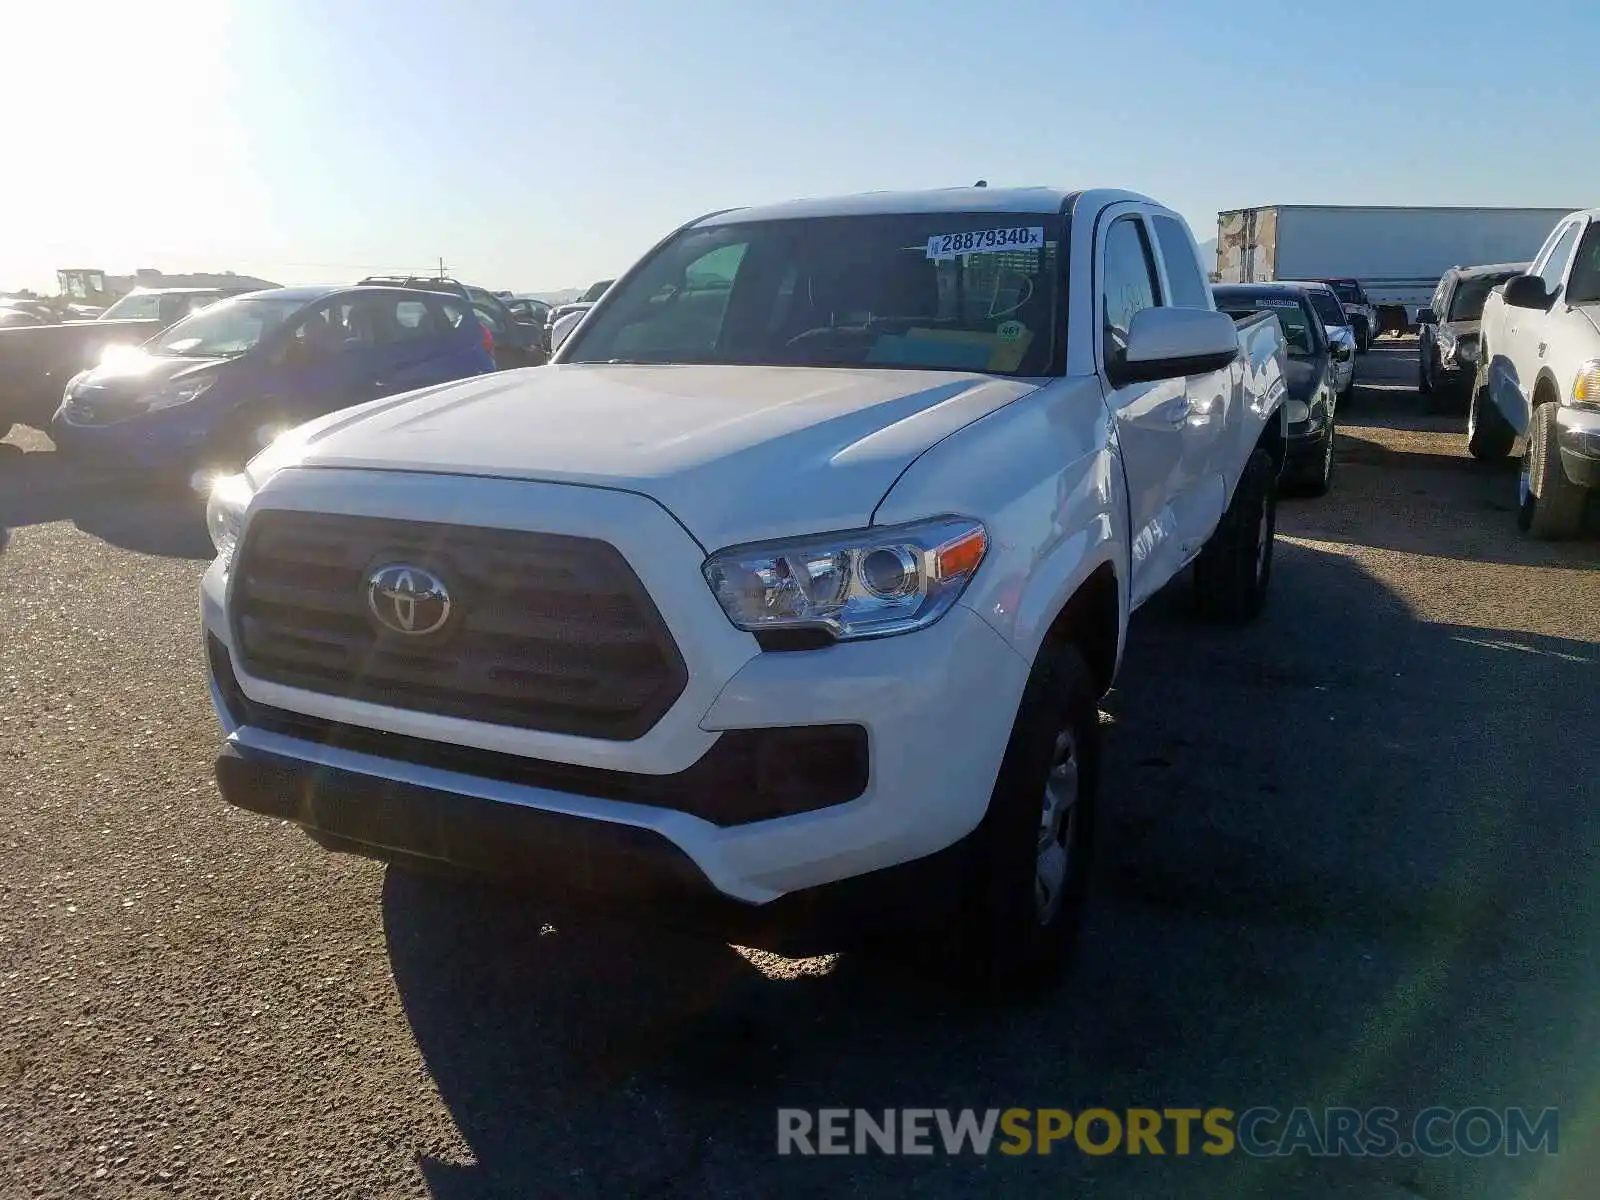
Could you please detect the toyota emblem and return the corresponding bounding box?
[366,564,452,636]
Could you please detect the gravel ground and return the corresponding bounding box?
[2,339,1596,1199]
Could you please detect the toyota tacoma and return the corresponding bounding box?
[201,187,1288,988]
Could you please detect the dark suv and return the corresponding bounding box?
[357,276,545,369]
[1415,262,1529,412]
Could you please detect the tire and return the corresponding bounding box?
[1418,343,1433,396]
[1517,403,1587,539]
[1355,319,1370,354]
[1285,425,1335,498]
[1193,446,1276,621]
[948,644,1101,995]
[1466,367,1515,462]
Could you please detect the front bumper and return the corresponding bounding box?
[213,740,973,953]
[1555,405,1600,489]
[202,468,1031,913]
[50,399,227,470]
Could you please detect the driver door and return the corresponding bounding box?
[1499,221,1580,425]
[254,298,371,426]
[1099,209,1190,609]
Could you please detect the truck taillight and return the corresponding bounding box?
[481,323,495,353]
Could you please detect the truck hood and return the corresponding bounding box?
[251,363,1039,548]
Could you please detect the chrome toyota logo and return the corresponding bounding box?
[366,564,452,636]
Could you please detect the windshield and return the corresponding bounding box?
[1324,280,1361,303]
[580,280,614,303]
[1447,275,1517,322]
[563,214,1060,376]
[149,296,305,358]
[1304,290,1347,326]
[1219,297,1319,358]
[100,292,164,320]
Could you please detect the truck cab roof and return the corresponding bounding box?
[691,186,1174,226]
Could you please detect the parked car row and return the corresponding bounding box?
[0,275,552,478]
[1211,282,1349,497]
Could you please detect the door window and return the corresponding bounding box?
[1566,221,1600,304]
[1151,216,1210,308]
[1535,223,1579,291]
[1101,216,1161,366]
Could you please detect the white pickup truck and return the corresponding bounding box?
[1470,207,1600,538]
[201,187,1288,989]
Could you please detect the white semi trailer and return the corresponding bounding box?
[1215,205,1577,336]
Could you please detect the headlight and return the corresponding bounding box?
[1454,337,1478,365]
[1574,360,1600,410]
[142,378,213,412]
[1285,399,1310,424]
[205,472,254,566]
[703,517,988,643]
[63,369,90,399]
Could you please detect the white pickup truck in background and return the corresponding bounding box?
[1470,207,1600,539]
[200,186,1287,991]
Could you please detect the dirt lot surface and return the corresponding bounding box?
[2,339,1596,1198]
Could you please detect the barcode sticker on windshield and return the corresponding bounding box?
[926,226,1044,261]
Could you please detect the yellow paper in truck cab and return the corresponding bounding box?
[903,326,1036,373]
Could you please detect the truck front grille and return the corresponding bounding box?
[229,511,688,740]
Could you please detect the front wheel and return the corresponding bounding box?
[1517,403,1587,539]
[1466,368,1515,462]
[1193,446,1277,621]
[949,644,1101,995]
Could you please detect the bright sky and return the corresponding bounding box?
[3,0,1596,295]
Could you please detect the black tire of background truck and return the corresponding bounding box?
[1418,345,1434,395]
[1284,426,1335,499]
[1517,403,1587,539]
[1355,319,1371,354]
[1192,447,1277,622]
[1466,369,1516,462]
[946,643,1100,996]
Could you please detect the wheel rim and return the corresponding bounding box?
[1035,730,1079,925]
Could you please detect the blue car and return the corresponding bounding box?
[51,285,496,480]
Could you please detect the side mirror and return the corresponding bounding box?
[1416,308,1437,325]
[1503,274,1555,311]
[1110,307,1240,386]
[1332,342,1353,362]
[548,310,585,356]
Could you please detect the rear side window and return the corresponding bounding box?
[1151,216,1210,308]
[1305,290,1347,326]
[394,299,439,340]
[1101,217,1160,365]
[438,297,473,330]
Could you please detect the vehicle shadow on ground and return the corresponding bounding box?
[0,446,212,560]
[382,541,1596,1200]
